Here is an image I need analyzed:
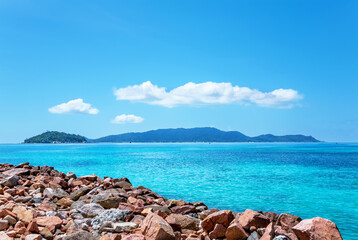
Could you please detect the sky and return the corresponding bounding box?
[0,0,357,143]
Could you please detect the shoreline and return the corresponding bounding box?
[0,163,343,240]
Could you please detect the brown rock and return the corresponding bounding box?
[141,208,153,216]
[238,209,270,230]
[263,212,279,222]
[201,210,234,232]
[274,225,299,240]
[292,217,343,240]
[100,234,122,240]
[0,219,9,230]
[168,214,200,231]
[226,221,249,240]
[277,213,301,229]
[165,215,182,232]
[56,198,74,207]
[0,232,12,240]
[131,215,145,226]
[68,186,90,201]
[2,168,29,176]
[25,234,42,240]
[35,216,63,229]
[40,227,54,240]
[199,208,219,220]
[122,234,146,240]
[62,230,97,240]
[4,215,17,225]
[154,210,167,219]
[27,220,39,233]
[16,208,34,224]
[170,205,196,215]
[0,209,16,219]
[259,223,274,240]
[209,223,227,239]
[141,213,176,240]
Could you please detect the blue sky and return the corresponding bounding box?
[0,0,357,143]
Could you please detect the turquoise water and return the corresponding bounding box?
[0,143,357,239]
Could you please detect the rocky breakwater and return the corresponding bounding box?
[0,163,343,240]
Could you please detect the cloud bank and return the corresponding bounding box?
[114,81,303,108]
[49,99,99,114]
[111,114,144,124]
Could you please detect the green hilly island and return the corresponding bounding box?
[24,128,319,143]
[24,131,87,143]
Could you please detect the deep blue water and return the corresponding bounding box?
[0,143,357,239]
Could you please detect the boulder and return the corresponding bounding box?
[260,223,275,240]
[238,209,270,230]
[264,212,279,222]
[44,188,68,199]
[292,217,343,240]
[141,213,176,240]
[25,234,42,240]
[167,214,200,231]
[62,230,97,240]
[4,215,17,225]
[35,215,63,229]
[100,234,122,240]
[39,227,53,239]
[91,209,131,230]
[69,187,90,201]
[144,205,170,215]
[79,203,105,218]
[91,194,126,209]
[226,221,249,240]
[277,213,301,231]
[201,210,234,232]
[0,220,9,231]
[170,205,196,214]
[0,175,19,187]
[113,222,138,232]
[0,232,12,240]
[2,168,29,176]
[57,197,74,207]
[16,208,34,224]
[209,223,227,239]
[122,234,146,240]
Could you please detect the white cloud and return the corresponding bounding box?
[111,114,144,124]
[114,81,303,108]
[48,98,99,114]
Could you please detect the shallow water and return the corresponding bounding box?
[0,143,357,239]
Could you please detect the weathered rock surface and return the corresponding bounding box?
[238,209,270,230]
[141,212,176,240]
[292,217,343,240]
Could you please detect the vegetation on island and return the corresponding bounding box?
[24,128,319,143]
[24,131,87,143]
[91,127,320,143]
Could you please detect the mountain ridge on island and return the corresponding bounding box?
[24,128,320,143]
[90,127,320,143]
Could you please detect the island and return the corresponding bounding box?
[24,131,87,143]
[90,127,320,143]
[24,128,320,143]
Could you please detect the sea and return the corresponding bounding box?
[0,142,357,239]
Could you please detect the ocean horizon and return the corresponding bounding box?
[1,142,357,239]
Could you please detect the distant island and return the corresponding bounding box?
[24,131,88,143]
[24,127,320,143]
[91,127,319,143]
